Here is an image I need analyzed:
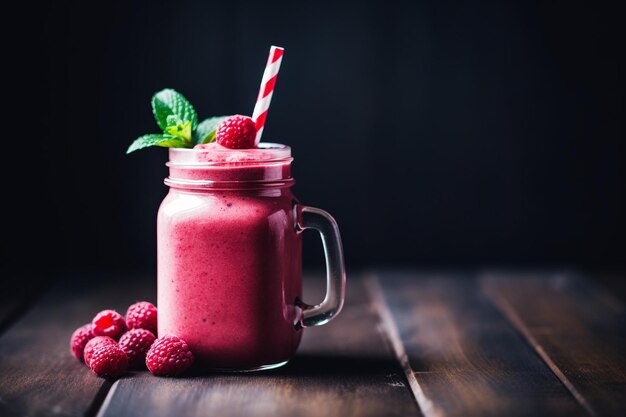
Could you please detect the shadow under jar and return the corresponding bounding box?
[157,143,346,371]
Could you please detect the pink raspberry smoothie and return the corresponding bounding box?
[157,143,303,370]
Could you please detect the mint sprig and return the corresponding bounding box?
[127,89,230,154]
[152,89,198,131]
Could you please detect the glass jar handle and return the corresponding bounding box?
[295,205,346,327]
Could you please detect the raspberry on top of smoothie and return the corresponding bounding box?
[214,115,257,149]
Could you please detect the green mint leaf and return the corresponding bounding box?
[126,134,188,154]
[165,120,192,142]
[193,116,229,144]
[166,115,183,127]
[151,89,198,131]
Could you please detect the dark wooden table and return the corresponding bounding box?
[1,270,624,417]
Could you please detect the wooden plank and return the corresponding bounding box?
[369,270,586,417]
[483,271,626,417]
[96,275,419,417]
[0,274,156,417]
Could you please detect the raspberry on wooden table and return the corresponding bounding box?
[89,343,128,378]
[125,301,158,335]
[146,335,194,376]
[83,336,116,366]
[215,115,257,149]
[70,323,94,362]
[118,328,156,368]
[91,309,127,340]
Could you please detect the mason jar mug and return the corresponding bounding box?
[157,143,346,371]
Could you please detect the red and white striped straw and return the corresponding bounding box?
[252,45,284,145]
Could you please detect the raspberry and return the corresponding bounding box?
[125,301,158,335]
[83,336,117,366]
[89,343,128,378]
[70,323,94,362]
[118,328,156,368]
[215,115,257,149]
[146,335,194,376]
[92,309,127,340]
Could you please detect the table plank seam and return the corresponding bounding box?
[93,379,118,417]
[481,277,597,417]
[365,272,439,417]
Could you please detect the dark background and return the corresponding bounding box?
[2,1,624,285]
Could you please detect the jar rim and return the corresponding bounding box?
[165,142,293,190]
[167,142,291,167]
